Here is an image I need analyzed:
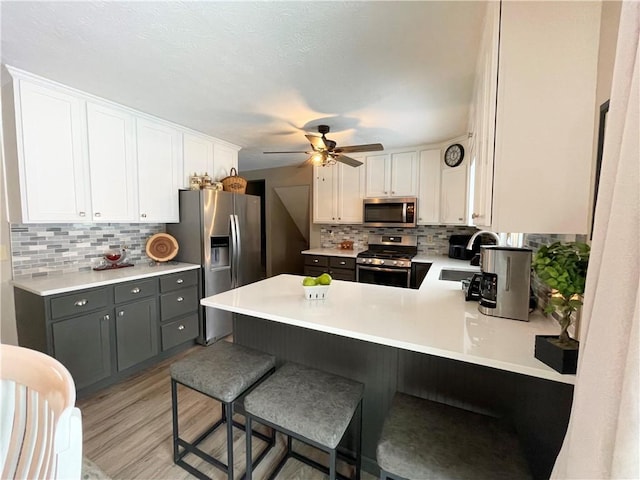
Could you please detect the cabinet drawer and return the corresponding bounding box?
[160,287,198,321]
[304,266,328,278]
[304,255,329,267]
[114,278,157,304]
[50,288,109,320]
[329,257,355,270]
[161,314,199,351]
[160,270,198,293]
[328,268,355,282]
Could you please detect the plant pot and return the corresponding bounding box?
[534,335,579,374]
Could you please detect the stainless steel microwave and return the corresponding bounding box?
[363,197,417,228]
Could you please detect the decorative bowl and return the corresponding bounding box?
[303,285,330,300]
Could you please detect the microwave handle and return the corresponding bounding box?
[402,203,407,223]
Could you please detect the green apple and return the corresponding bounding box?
[302,277,318,286]
[318,273,332,285]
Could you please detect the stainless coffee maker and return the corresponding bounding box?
[478,246,532,321]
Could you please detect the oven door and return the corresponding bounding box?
[356,265,411,288]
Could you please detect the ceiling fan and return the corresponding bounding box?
[263,125,383,167]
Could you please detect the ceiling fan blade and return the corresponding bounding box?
[336,154,363,167]
[334,143,384,153]
[263,150,310,154]
[305,134,328,151]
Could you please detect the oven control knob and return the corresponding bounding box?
[393,261,398,266]
[380,260,385,265]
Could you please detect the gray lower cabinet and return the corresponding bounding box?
[51,309,111,390]
[303,255,356,282]
[13,268,201,394]
[115,298,158,371]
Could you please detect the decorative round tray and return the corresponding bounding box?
[146,233,179,262]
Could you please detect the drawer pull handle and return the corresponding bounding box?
[131,287,141,294]
[313,259,319,263]
[178,325,185,331]
[177,296,184,302]
[118,311,124,317]
[95,212,101,217]
[79,211,86,217]
[103,314,110,321]
[141,213,147,218]
[74,299,88,307]
[339,261,346,265]
[176,279,184,284]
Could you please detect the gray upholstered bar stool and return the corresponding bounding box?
[377,393,531,480]
[244,362,364,480]
[170,341,276,480]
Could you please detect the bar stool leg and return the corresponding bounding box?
[329,448,337,480]
[225,400,234,480]
[356,399,363,480]
[245,415,253,480]
[171,379,179,462]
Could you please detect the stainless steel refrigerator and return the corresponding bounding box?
[167,189,261,345]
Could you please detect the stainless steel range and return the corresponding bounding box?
[356,234,418,288]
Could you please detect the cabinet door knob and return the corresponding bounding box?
[391,191,395,194]
[177,296,184,302]
[131,287,141,294]
[95,212,101,217]
[74,299,88,307]
[79,211,86,217]
[472,213,480,219]
[103,314,110,321]
[178,325,185,331]
[118,311,124,317]
[141,213,147,218]
[458,217,463,221]
[338,217,341,220]
[176,278,184,284]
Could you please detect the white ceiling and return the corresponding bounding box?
[1,1,485,172]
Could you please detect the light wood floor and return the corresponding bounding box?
[77,342,376,480]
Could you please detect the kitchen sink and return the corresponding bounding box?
[438,269,479,282]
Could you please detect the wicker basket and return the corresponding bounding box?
[221,168,247,194]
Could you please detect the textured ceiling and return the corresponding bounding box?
[1,1,485,171]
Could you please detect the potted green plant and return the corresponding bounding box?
[532,241,590,374]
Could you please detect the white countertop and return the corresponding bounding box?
[301,248,363,258]
[12,262,200,296]
[202,260,574,384]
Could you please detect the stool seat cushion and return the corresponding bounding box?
[377,393,531,480]
[170,342,275,403]
[244,363,364,449]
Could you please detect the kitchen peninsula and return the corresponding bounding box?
[202,259,574,479]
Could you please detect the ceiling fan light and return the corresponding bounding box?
[311,152,325,165]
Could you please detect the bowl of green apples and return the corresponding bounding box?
[302,273,332,300]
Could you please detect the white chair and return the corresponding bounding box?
[0,344,82,479]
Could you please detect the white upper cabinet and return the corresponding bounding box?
[469,1,600,233]
[212,142,239,182]
[182,133,214,188]
[313,165,336,223]
[86,102,138,222]
[440,165,468,225]
[365,151,418,198]
[417,149,441,224]
[10,79,90,223]
[3,67,241,224]
[313,162,364,224]
[136,119,182,223]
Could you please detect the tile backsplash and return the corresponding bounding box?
[319,224,479,255]
[10,223,165,278]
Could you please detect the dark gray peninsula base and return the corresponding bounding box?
[234,314,573,480]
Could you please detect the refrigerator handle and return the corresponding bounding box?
[229,214,237,288]
[234,214,242,287]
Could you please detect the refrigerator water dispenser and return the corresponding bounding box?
[210,236,230,269]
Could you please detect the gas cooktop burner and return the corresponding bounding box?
[356,234,418,268]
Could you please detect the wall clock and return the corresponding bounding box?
[444,143,465,167]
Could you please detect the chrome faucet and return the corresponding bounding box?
[466,230,501,250]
